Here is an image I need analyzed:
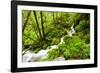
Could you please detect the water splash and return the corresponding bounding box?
[68,25,75,37]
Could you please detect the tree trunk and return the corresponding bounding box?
[22,11,31,32]
[40,11,45,40]
[53,12,55,23]
[33,11,43,40]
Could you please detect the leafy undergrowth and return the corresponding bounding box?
[41,36,90,61]
[61,36,90,60]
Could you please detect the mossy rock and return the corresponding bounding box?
[51,38,60,45]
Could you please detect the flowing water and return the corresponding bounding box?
[22,25,75,62]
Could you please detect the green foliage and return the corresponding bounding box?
[75,19,90,32]
[47,48,60,61]
[83,34,90,44]
[59,36,90,59]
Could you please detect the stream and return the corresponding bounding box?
[22,25,75,62]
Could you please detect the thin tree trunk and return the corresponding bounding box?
[22,11,31,32]
[40,11,45,40]
[33,11,43,40]
[53,12,55,23]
